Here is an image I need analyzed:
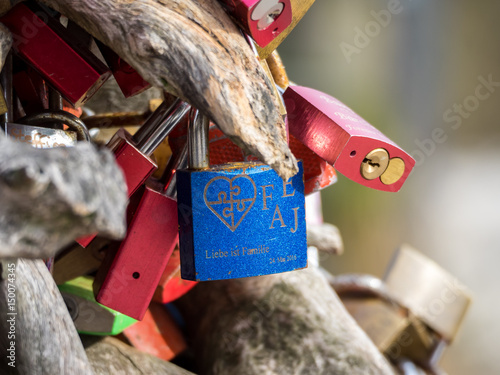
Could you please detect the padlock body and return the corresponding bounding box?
[58,276,137,336]
[76,129,157,248]
[177,161,307,281]
[5,123,76,148]
[122,303,187,361]
[1,3,111,107]
[219,0,292,47]
[94,183,178,320]
[383,245,472,342]
[153,247,197,304]
[284,85,415,192]
[108,129,158,196]
[255,0,316,58]
[13,67,49,113]
[96,41,151,98]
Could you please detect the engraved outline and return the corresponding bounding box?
[203,175,257,232]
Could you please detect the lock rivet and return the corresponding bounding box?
[381,158,406,185]
[360,148,389,180]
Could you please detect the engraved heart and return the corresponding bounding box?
[203,175,257,232]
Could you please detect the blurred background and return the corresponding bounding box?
[279,1,500,374]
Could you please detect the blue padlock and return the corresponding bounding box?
[177,110,307,281]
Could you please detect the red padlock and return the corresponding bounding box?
[283,85,415,192]
[13,63,49,114]
[218,0,292,47]
[95,40,151,98]
[1,3,111,107]
[121,303,187,361]
[94,146,187,320]
[76,99,190,247]
[153,246,197,304]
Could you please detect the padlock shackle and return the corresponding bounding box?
[134,98,190,156]
[330,273,396,306]
[162,144,188,199]
[17,110,91,141]
[187,109,209,170]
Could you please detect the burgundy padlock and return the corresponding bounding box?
[218,0,292,47]
[283,85,415,192]
[95,40,151,98]
[13,62,49,114]
[94,146,187,320]
[0,3,111,107]
[76,98,190,247]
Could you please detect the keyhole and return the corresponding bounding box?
[360,148,390,180]
[132,272,140,279]
[363,158,380,168]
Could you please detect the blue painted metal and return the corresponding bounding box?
[177,161,307,281]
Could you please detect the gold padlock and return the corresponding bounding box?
[53,238,110,285]
[332,274,436,366]
[266,51,289,90]
[383,245,472,343]
[256,0,317,59]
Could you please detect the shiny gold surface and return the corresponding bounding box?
[266,51,289,89]
[256,0,317,59]
[380,158,405,185]
[360,148,389,180]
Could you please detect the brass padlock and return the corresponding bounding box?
[256,0,316,59]
[383,245,472,343]
[332,274,436,366]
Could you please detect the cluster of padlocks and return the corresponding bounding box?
[0,0,470,373]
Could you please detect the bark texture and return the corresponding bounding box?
[177,249,396,375]
[0,136,127,259]
[37,0,297,180]
[82,336,195,375]
[0,259,93,374]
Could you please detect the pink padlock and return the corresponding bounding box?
[284,85,415,192]
[218,0,292,47]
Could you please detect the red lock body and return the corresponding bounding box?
[93,181,178,320]
[219,0,292,47]
[122,303,187,361]
[76,99,190,248]
[284,85,415,192]
[96,41,151,98]
[153,247,197,304]
[13,67,49,114]
[94,148,186,320]
[1,3,111,107]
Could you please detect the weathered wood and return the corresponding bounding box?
[0,258,93,374]
[82,335,195,375]
[0,136,128,259]
[307,222,344,255]
[177,248,396,375]
[29,0,297,180]
[84,77,163,116]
